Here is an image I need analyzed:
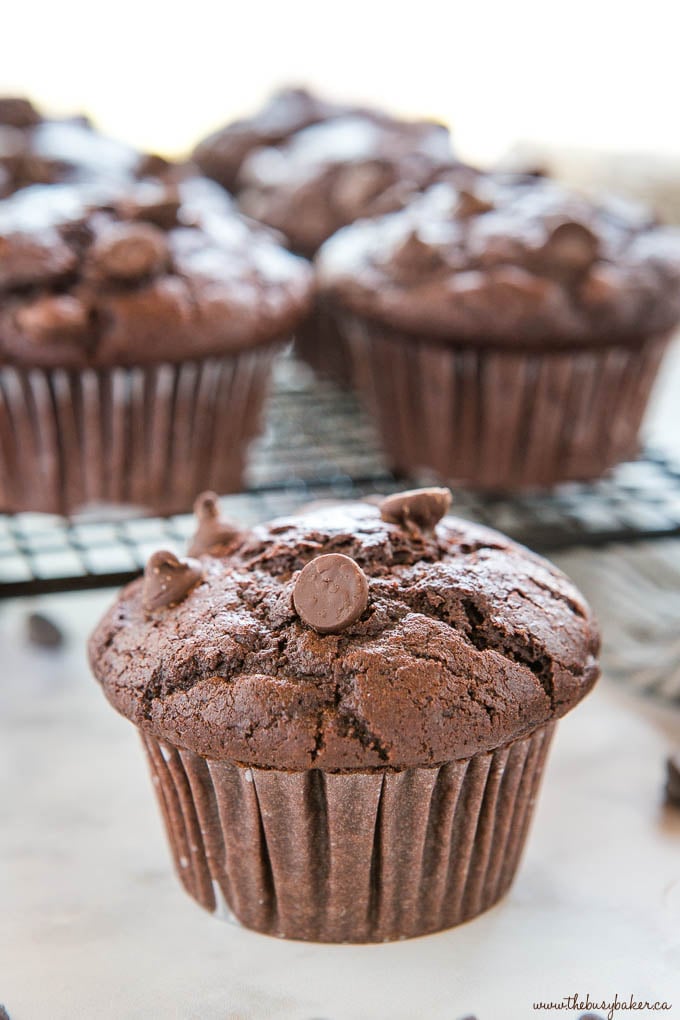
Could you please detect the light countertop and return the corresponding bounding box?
[1,586,679,1020]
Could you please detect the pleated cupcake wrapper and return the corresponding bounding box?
[293,299,354,387]
[342,313,671,490]
[0,347,277,515]
[141,722,554,943]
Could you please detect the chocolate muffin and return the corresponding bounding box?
[192,86,356,194]
[0,177,312,514]
[0,95,154,197]
[236,110,461,384]
[316,175,680,489]
[89,489,600,942]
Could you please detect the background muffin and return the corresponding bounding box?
[316,175,680,489]
[0,94,168,197]
[89,490,600,942]
[191,86,355,194]
[0,176,312,514]
[237,111,464,384]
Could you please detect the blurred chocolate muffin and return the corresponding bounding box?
[237,107,466,384]
[0,176,312,514]
[0,95,166,197]
[191,86,357,193]
[316,174,680,489]
[89,490,600,941]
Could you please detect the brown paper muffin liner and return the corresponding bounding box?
[293,298,353,387]
[342,314,671,490]
[141,722,554,943]
[0,346,278,515]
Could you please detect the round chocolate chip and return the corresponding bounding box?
[143,550,203,611]
[90,222,169,281]
[293,553,369,634]
[380,487,452,534]
[188,490,241,556]
[15,294,89,345]
[0,96,40,128]
[542,221,599,273]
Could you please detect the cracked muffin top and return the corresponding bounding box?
[0,175,313,367]
[316,174,680,345]
[89,490,600,770]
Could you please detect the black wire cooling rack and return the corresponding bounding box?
[2,353,680,598]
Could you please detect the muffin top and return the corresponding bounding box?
[0,95,153,197]
[89,490,600,770]
[237,113,460,256]
[316,175,680,344]
[192,87,356,193]
[0,175,313,367]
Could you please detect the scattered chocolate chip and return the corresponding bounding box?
[0,1003,11,1020]
[26,611,64,648]
[380,487,452,534]
[188,490,241,556]
[455,188,494,217]
[665,752,680,807]
[542,221,599,273]
[0,96,40,128]
[15,295,89,345]
[142,550,203,611]
[89,222,169,281]
[293,553,369,634]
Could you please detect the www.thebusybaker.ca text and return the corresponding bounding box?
[533,992,672,1019]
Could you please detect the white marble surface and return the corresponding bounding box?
[1,586,679,1020]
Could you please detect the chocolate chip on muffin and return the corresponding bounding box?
[293,552,369,633]
[188,491,242,556]
[142,551,204,612]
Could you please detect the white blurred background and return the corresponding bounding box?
[2,0,679,166]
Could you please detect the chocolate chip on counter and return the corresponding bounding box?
[143,550,203,612]
[26,612,64,649]
[15,294,89,345]
[542,221,599,273]
[293,553,369,634]
[665,752,680,807]
[380,487,452,534]
[89,222,169,281]
[0,1003,11,1020]
[0,96,40,128]
[188,491,241,556]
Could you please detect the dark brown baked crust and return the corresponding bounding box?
[316,175,680,344]
[192,87,355,192]
[0,176,313,367]
[89,500,600,770]
[236,113,458,256]
[0,95,147,197]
